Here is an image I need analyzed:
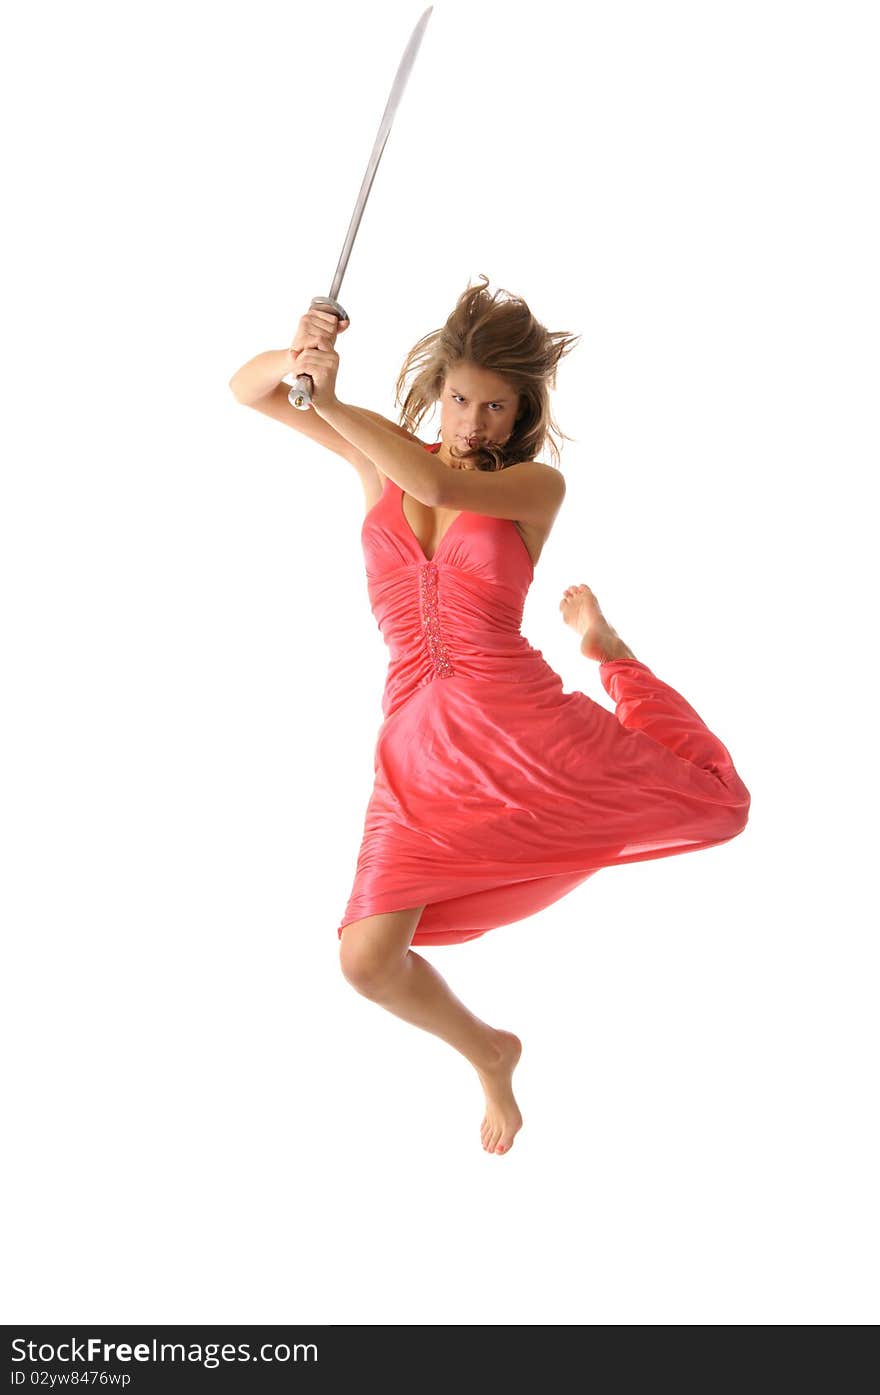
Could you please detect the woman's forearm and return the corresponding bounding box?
[317,400,442,505]
[228,349,290,404]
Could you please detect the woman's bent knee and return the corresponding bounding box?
[338,906,425,993]
[339,940,397,995]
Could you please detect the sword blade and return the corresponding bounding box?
[327,5,433,301]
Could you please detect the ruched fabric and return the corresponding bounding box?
[337,443,750,946]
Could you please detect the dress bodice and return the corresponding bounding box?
[361,445,553,718]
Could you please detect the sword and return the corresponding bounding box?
[288,5,434,410]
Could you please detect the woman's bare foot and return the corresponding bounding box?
[559,583,637,663]
[476,1029,523,1155]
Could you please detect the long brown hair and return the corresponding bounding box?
[393,273,581,473]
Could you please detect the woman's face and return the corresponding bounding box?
[439,362,521,462]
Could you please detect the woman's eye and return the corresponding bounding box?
[453,394,502,409]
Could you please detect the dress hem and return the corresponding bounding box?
[336,827,744,946]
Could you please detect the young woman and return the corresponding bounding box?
[229,274,751,1157]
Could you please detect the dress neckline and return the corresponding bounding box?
[363,441,536,576]
[395,440,462,564]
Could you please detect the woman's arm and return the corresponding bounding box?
[317,399,443,504]
[229,350,378,467]
[228,348,292,403]
[229,351,428,469]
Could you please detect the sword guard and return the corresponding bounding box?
[288,295,350,411]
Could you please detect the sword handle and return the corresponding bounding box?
[288,295,350,411]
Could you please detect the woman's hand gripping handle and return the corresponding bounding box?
[287,296,350,410]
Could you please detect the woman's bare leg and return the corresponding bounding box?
[339,908,522,1155]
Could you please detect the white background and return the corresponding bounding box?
[2,0,877,1326]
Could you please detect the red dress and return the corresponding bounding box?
[337,442,750,946]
